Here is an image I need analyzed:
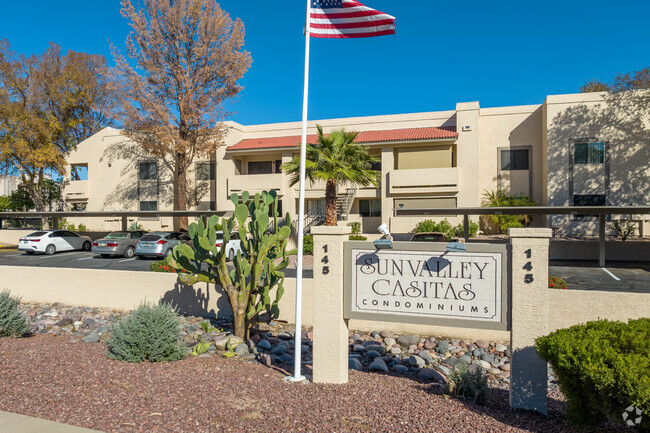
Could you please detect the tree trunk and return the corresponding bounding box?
[227,289,249,340]
[325,179,338,226]
[174,152,189,231]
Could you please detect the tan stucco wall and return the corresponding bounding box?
[548,289,650,332]
[545,91,650,236]
[3,265,647,341]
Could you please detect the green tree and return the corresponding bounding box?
[0,40,116,228]
[282,125,380,226]
[482,190,536,233]
[580,67,650,92]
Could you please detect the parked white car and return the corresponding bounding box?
[18,230,92,255]
[215,231,243,261]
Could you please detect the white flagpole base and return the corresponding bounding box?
[284,375,307,383]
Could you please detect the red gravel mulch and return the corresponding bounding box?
[0,335,625,433]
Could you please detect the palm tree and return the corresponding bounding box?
[282,125,380,226]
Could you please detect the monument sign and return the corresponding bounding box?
[344,242,509,331]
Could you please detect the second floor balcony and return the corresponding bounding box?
[64,180,90,200]
[388,167,459,194]
[228,173,283,195]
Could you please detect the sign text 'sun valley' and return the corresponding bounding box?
[351,249,502,322]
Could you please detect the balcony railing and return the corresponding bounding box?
[64,180,90,200]
[389,167,459,194]
[228,173,283,195]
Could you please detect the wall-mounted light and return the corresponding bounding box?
[374,223,393,249]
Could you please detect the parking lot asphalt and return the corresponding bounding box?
[549,260,650,294]
[0,250,313,279]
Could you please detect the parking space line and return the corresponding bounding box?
[6,254,23,257]
[601,267,621,281]
[118,258,136,263]
[40,251,85,259]
[77,257,95,261]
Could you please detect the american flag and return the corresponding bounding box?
[310,0,395,39]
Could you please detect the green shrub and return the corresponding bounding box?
[303,234,313,255]
[610,221,636,241]
[482,190,536,233]
[346,222,361,235]
[413,218,478,240]
[414,218,455,238]
[349,235,368,241]
[77,223,87,232]
[444,362,489,405]
[536,318,650,430]
[128,221,144,231]
[106,302,186,363]
[548,275,567,290]
[0,290,30,337]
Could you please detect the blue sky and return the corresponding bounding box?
[2,1,649,126]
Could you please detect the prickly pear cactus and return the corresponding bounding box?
[172,190,296,339]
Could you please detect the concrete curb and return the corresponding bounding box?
[0,411,104,433]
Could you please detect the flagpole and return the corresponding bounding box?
[289,0,311,382]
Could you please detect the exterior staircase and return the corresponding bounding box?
[336,187,357,221]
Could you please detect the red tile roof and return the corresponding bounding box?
[227,126,458,151]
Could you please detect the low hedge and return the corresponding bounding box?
[536,318,649,431]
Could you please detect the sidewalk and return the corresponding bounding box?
[0,411,104,433]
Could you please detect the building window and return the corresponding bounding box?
[196,162,215,181]
[248,161,273,175]
[573,194,605,206]
[573,194,606,217]
[70,164,88,181]
[139,162,158,180]
[139,201,158,211]
[575,142,604,164]
[500,149,529,170]
[359,199,381,217]
[70,202,87,212]
[275,160,282,173]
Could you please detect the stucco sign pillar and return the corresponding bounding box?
[508,228,552,414]
[311,225,351,384]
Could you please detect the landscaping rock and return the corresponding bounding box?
[396,334,419,347]
[393,364,409,374]
[495,344,508,353]
[55,317,73,327]
[213,335,243,351]
[234,344,249,356]
[379,330,393,338]
[349,358,363,371]
[475,339,489,349]
[435,340,449,354]
[366,350,382,360]
[257,339,272,351]
[277,331,293,340]
[368,358,388,373]
[408,355,426,368]
[365,344,385,356]
[383,337,396,347]
[418,368,444,382]
[474,360,491,370]
[81,332,100,343]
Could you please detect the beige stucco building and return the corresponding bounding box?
[63,91,650,236]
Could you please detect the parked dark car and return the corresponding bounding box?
[92,231,147,258]
[409,232,446,242]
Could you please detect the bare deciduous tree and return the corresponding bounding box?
[114,0,252,230]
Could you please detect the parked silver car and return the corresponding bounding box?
[135,231,192,259]
[92,231,147,258]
